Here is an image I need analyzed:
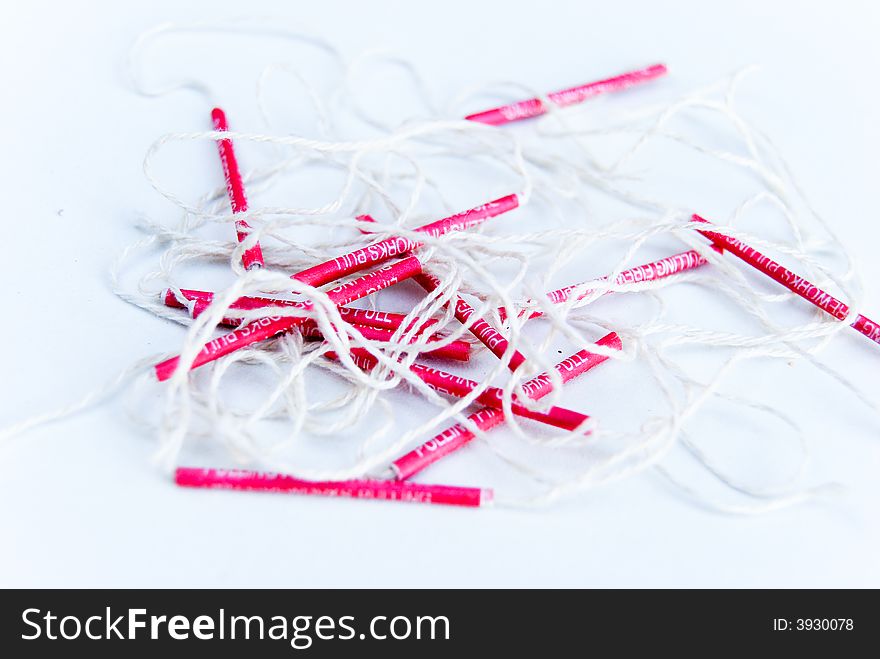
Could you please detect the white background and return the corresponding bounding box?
[1,0,879,587]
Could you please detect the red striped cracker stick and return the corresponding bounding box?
[176,467,490,508]
[211,107,264,270]
[330,348,592,433]
[465,64,668,126]
[354,212,526,362]
[391,331,621,480]
[291,194,519,288]
[163,289,466,360]
[163,288,442,335]
[415,272,528,370]
[500,247,721,322]
[692,215,880,346]
[154,257,423,381]
[186,297,470,362]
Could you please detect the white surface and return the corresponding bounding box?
[2,0,879,587]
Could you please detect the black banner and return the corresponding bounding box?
[0,589,873,655]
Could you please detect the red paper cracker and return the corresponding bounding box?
[693,215,880,346]
[211,107,264,270]
[391,331,621,480]
[176,467,490,508]
[465,64,667,126]
[332,348,593,433]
